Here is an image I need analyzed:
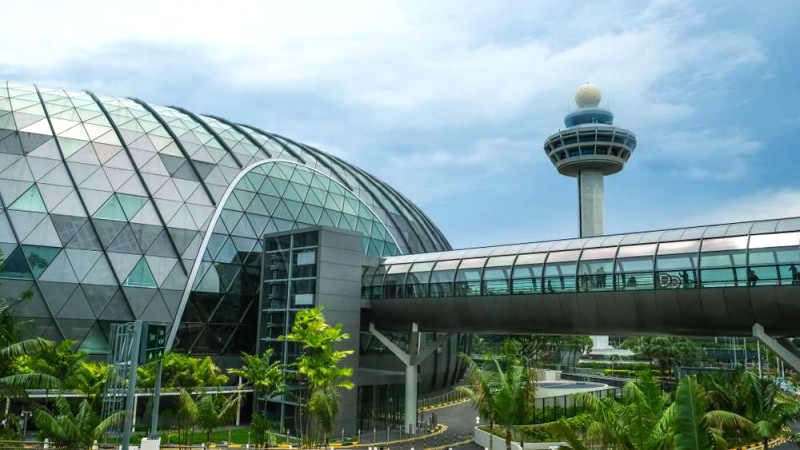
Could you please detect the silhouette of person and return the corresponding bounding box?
[596,267,607,288]
[680,270,690,288]
[580,270,589,291]
[790,264,799,285]
[547,279,555,293]
[748,269,759,287]
[627,276,638,288]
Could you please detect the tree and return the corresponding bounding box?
[281,307,353,445]
[458,341,539,450]
[622,337,703,376]
[0,295,60,396]
[138,352,228,388]
[556,374,752,450]
[703,371,800,448]
[227,349,284,445]
[673,376,753,450]
[34,397,125,450]
[473,335,591,367]
[178,389,239,445]
[13,339,87,389]
[71,362,111,412]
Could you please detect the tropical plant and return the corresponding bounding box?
[457,340,539,450]
[703,370,800,448]
[71,361,111,411]
[622,337,703,376]
[33,396,126,450]
[178,389,238,445]
[673,376,754,450]
[138,352,228,388]
[227,349,284,409]
[555,373,753,450]
[0,295,60,396]
[281,307,354,445]
[14,339,87,389]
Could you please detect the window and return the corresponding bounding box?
[483,255,516,295]
[656,241,700,289]
[614,244,656,290]
[383,263,411,299]
[454,258,486,296]
[405,262,434,298]
[543,250,580,293]
[700,236,747,287]
[429,260,459,297]
[512,253,545,294]
[578,247,615,292]
[748,232,800,286]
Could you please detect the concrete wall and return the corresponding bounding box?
[317,228,364,436]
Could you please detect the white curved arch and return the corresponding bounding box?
[165,158,400,350]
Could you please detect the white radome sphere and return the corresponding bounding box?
[575,83,602,108]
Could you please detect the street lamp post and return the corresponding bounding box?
[21,410,32,439]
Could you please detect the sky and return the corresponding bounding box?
[1,0,799,250]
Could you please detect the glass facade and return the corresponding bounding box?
[366,226,800,299]
[0,82,450,355]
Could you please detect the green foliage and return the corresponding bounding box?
[281,307,353,443]
[138,352,228,388]
[473,335,592,366]
[34,397,126,450]
[227,349,284,410]
[250,413,279,447]
[14,339,87,388]
[178,389,239,445]
[701,370,800,448]
[458,341,539,450]
[622,337,703,376]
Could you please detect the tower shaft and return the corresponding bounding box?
[578,169,604,237]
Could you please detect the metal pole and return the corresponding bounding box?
[149,359,163,438]
[757,341,763,378]
[122,320,143,450]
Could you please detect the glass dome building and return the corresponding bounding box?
[0,81,451,356]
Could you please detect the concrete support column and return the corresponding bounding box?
[578,169,604,238]
[369,323,451,436]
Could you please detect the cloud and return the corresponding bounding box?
[690,188,800,225]
[382,137,540,202]
[642,128,763,180]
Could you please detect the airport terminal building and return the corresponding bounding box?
[0,82,466,431]
[4,81,800,434]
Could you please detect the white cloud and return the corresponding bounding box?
[690,188,800,225]
[643,128,763,180]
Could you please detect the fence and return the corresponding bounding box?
[531,387,620,424]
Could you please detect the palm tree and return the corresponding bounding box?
[178,389,239,445]
[705,371,800,448]
[558,374,751,450]
[227,349,284,411]
[281,307,353,445]
[572,372,674,449]
[457,343,539,450]
[673,376,754,450]
[34,396,125,450]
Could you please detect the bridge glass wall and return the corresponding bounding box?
[365,229,800,299]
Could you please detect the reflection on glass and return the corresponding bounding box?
[483,255,515,295]
[429,260,459,298]
[405,262,434,298]
[512,253,545,294]
[455,258,485,296]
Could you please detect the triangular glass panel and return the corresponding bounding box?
[272,201,294,221]
[93,195,126,221]
[123,257,157,288]
[268,177,289,196]
[0,246,34,279]
[21,245,60,279]
[117,194,147,220]
[9,184,46,212]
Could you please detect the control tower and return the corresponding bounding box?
[544,83,637,237]
[544,83,637,352]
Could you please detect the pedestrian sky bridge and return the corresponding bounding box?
[364,217,800,338]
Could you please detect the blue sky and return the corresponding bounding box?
[2,0,799,250]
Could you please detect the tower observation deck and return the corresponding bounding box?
[544,83,637,237]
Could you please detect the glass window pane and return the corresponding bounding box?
[580,247,617,260]
[577,259,612,292]
[486,255,516,267]
[515,253,546,265]
[433,260,460,271]
[546,250,581,263]
[617,244,657,258]
[701,236,748,252]
[657,240,700,255]
[749,232,800,249]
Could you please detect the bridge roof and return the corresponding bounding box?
[382,217,800,264]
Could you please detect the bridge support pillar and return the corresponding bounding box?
[752,323,800,373]
[369,322,451,435]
